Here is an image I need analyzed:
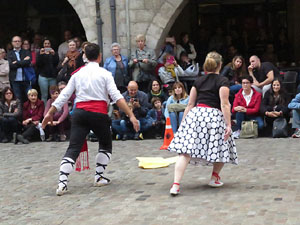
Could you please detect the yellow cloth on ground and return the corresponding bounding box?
[136,156,178,169]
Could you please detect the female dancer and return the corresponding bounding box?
[168,52,238,195]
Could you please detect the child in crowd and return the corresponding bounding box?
[147,97,165,139]
[44,85,69,141]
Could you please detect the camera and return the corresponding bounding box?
[44,48,52,53]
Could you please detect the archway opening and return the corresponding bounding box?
[0,0,86,50]
[168,0,293,68]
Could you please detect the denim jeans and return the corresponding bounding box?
[38,75,57,105]
[292,109,300,129]
[11,81,31,103]
[169,111,184,133]
[230,84,242,94]
[235,112,264,130]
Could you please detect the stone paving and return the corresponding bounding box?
[1,138,300,225]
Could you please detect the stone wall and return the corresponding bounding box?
[67,0,187,59]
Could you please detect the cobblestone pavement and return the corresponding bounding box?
[1,138,300,225]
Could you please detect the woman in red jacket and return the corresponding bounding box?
[232,75,263,138]
[15,89,44,144]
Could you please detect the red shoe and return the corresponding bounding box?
[208,172,224,187]
[170,182,180,196]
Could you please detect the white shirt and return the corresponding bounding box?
[52,62,123,111]
[58,41,69,60]
[242,89,253,106]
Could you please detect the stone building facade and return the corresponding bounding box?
[68,0,188,59]
[68,0,300,62]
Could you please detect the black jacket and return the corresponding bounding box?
[36,52,59,78]
[7,49,31,82]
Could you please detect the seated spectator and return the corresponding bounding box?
[0,48,10,94]
[128,34,157,92]
[57,39,84,83]
[248,55,279,97]
[260,79,290,133]
[58,81,75,110]
[112,81,149,140]
[158,53,184,86]
[104,42,129,93]
[176,32,197,63]
[15,89,44,144]
[0,87,21,143]
[165,81,189,133]
[178,51,199,77]
[232,75,263,139]
[147,97,165,139]
[288,93,300,138]
[44,86,69,142]
[221,55,247,95]
[147,79,167,104]
[36,38,59,105]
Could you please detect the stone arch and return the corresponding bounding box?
[67,0,97,43]
[145,0,188,53]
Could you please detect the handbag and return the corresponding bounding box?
[24,66,36,84]
[272,117,288,138]
[57,63,68,83]
[167,103,187,113]
[240,120,258,138]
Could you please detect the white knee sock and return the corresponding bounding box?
[95,150,111,182]
[58,157,75,189]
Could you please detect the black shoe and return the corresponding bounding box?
[13,133,18,144]
[17,135,30,144]
[122,134,127,141]
[134,132,139,140]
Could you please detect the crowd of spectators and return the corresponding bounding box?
[1,29,300,144]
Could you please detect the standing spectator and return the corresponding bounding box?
[7,36,32,103]
[44,86,69,142]
[260,79,290,133]
[288,93,300,138]
[58,30,73,60]
[58,39,83,83]
[104,42,129,93]
[36,38,59,104]
[15,89,44,144]
[0,87,22,143]
[73,36,83,53]
[128,34,157,92]
[165,81,189,133]
[147,97,165,139]
[232,75,263,139]
[220,55,247,94]
[261,43,278,65]
[248,55,279,97]
[0,48,10,93]
[176,32,197,63]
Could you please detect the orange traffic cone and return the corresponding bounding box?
[160,117,174,150]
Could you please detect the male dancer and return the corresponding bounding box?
[42,43,139,196]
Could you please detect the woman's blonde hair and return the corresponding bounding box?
[172,82,188,100]
[135,34,146,42]
[203,51,222,73]
[27,89,38,96]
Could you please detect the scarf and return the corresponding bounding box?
[66,50,80,70]
[166,64,176,78]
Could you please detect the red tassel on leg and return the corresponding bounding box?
[75,140,90,172]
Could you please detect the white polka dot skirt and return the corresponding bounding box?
[168,107,238,165]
